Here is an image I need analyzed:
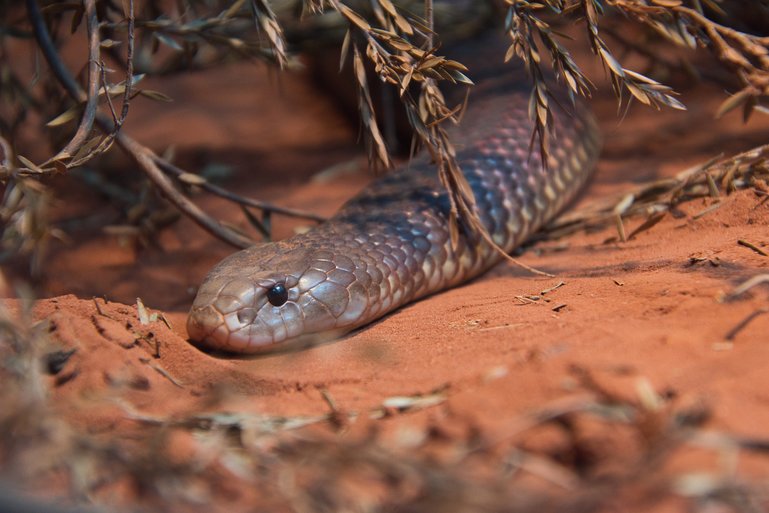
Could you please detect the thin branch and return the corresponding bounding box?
[52,0,101,163]
[111,129,253,249]
[154,158,326,223]
[82,0,136,158]
[113,0,135,133]
[25,0,82,102]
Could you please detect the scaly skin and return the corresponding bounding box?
[186,83,601,354]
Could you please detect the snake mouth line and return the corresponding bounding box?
[187,301,349,355]
[186,304,228,348]
[187,305,266,353]
[187,305,348,357]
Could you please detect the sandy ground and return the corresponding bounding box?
[2,34,769,512]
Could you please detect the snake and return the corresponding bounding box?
[186,74,601,354]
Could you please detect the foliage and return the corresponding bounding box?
[0,0,767,269]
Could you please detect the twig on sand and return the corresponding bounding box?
[737,239,768,257]
[724,309,768,342]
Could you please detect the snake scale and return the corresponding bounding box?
[187,74,601,354]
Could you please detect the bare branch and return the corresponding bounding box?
[49,0,101,164]
[112,130,254,249]
[154,157,326,223]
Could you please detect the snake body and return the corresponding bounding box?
[187,78,601,353]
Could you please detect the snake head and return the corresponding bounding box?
[187,241,369,353]
[187,270,303,352]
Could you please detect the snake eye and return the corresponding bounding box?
[266,283,288,306]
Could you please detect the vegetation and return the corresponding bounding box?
[0,0,767,273]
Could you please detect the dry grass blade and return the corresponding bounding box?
[541,143,769,241]
[722,274,769,301]
[352,45,392,168]
[250,0,289,68]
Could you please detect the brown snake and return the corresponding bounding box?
[187,76,601,354]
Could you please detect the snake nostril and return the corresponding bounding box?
[236,308,257,326]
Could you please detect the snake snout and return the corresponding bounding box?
[187,304,224,345]
[187,276,260,351]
